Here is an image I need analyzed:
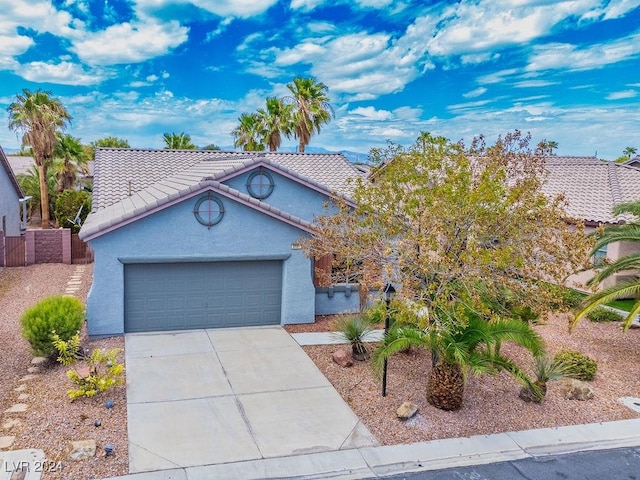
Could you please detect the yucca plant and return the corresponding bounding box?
[372,316,544,411]
[333,315,375,361]
[519,354,572,403]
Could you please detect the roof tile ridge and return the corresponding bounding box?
[607,162,626,222]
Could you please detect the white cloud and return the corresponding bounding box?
[72,20,189,66]
[606,90,637,100]
[463,87,487,98]
[526,33,640,72]
[0,34,34,56]
[15,61,109,86]
[290,0,325,12]
[135,0,278,18]
[601,0,640,19]
[477,68,519,85]
[350,106,394,120]
[513,80,559,88]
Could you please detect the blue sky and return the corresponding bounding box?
[0,0,639,160]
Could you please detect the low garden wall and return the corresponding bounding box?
[315,283,361,315]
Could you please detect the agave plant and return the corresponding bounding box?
[372,316,544,411]
[333,315,376,361]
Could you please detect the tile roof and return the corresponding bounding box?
[82,148,360,239]
[0,146,24,197]
[542,156,640,224]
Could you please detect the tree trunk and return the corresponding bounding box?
[299,140,305,153]
[37,162,50,229]
[426,362,465,411]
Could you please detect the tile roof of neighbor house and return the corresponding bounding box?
[0,146,24,197]
[542,156,640,224]
[80,148,360,240]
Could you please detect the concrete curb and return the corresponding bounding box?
[100,418,640,480]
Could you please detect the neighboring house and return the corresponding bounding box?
[7,154,94,186]
[622,155,640,169]
[542,156,640,289]
[79,148,360,336]
[0,146,25,236]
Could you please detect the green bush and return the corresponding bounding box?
[21,295,85,357]
[66,347,124,400]
[54,190,91,233]
[553,349,598,381]
[586,306,624,323]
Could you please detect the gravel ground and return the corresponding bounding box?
[0,264,128,480]
[302,312,640,445]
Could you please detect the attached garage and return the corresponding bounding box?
[124,261,282,333]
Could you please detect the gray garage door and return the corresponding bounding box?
[124,261,282,332]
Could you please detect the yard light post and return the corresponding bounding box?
[382,283,396,397]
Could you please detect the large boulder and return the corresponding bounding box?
[396,401,418,420]
[561,379,594,401]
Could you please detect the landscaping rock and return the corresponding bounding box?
[2,419,22,430]
[17,394,29,401]
[75,365,93,379]
[332,349,353,368]
[561,379,594,400]
[14,385,26,392]
[31,357,48,365]
[18,375,38,382]
[396,401,418,420]
[0,436,16,449]
[4,404,28,413]
[27,366,40,374]
[65,439,96,461]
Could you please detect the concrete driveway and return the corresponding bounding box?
[124,326,377,474]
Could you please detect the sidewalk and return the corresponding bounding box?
[101,418,640,480]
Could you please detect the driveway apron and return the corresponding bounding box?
[125,326,378,473]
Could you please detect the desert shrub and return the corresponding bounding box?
[360,300,388,325]
[52,332,83,366]
[53,190,91,233]
[333,315,375,360]
[545,284,586,310]
[66,348,124,400]
[21,295,85,357]
[586,306,624,323]
[553,349,598,381]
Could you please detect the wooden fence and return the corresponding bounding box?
[0,229,93,267]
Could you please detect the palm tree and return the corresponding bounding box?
[372,316,544,410]
[256,97,293,152]
[284,76,334,152]
[89,136,130,160]
[231,113,265,151]
[162,132,197,149]
[17,165,58,220]
[8,89,71,228]
[540,140,559,156]
[53,133,88,192]
[574,201,640,331]
[201,143,221,151]
[623,146,637,159]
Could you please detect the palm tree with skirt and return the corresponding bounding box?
[256,97,293,152]
[574,200,640,331]
[231,113,265,152]
[8,88,71,228]
[284,76,334,153]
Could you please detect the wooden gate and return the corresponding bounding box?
[71,234,94,264]
[3,235,26,267]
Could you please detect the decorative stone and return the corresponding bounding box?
[561,379,594,401]
[31,357,48,365]
[75,365,93,379]
[0,436,16,449]
[17,394,29,401]
[14,385,26,392]
[396,401,419,420]
[4,404,28,413]
[27,367,40,374]
[2,419,22,430]
[65,439,96,461]
[105,399,114,409]
[332,349,353,368]
[19,375,38,382]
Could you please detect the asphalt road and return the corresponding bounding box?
[376,446,640,480]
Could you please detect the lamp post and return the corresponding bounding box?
[382,283,396,397]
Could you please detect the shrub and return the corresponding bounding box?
[21,295,85,357]
[66,348,124,400]
[53,190,91,233]
[52,332,83,366]
[586,306,624,323]
[333,315,375,361]
[553,349,598,381]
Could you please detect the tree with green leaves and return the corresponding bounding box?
[574,201,640,331]
[231,113,265,151]
[302,131,590,408]
[539,139,558,156]
[284,76,334,153]
[53,133,89,192]
[256,97,293,152]
[88,136,130,159]
[201,143,221,151]
[17,165,58,220]
[8,88,72,228]
[162,132,197,150]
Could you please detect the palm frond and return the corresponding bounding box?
[371,326,428,377]
[573,280,640,330]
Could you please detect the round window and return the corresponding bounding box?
[246,168,275,199]
[194,193,224,227]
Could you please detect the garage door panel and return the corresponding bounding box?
[124,261,282,332]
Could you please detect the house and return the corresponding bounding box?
[622,155,640,169]
[79,148,361,336]
[0,146,25,236]
[541,156,640,288]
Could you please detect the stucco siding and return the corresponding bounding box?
[0,170,21,236]
[86,190,315,336]
[223,168,339,223]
